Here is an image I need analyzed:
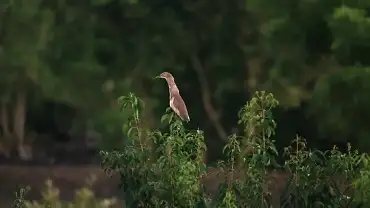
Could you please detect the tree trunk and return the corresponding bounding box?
[13,89,32,160]
[0,100,11,158]
[0,100,10,138]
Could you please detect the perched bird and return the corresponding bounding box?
[155,72,190,122]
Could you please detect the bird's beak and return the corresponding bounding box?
[154,76,162,79]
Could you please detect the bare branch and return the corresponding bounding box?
[191,55,228,141]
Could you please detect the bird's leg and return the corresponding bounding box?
[170,112,174,123]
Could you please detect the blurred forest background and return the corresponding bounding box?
[1,0,370,205]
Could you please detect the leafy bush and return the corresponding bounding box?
[13,177,117,208]
[12,91,370,207]
[39,90,370,207]
[100,93,209,207]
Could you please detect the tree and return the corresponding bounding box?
[243,1,370,150]
[0,0,54,159]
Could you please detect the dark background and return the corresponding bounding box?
[0,0,369,205]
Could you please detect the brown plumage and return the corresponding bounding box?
[155,72,190,122]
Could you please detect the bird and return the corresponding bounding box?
[155,72,190,122]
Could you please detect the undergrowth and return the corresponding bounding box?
[100,91,370,207]
[14,91,370,207]
[13,176,117,208]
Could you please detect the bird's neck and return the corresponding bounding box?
[166,80,179,95]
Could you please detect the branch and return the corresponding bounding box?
[191,55,228,141]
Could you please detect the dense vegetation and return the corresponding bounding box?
[14,91,370,207]
[4,0,370,207]
[2,0,370,161]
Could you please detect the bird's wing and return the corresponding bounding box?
[172,95,190,121]
[170,97,181,117]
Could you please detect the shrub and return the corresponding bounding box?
[12,91,370,207]
[56,91,370,207]
[100,93,209,207]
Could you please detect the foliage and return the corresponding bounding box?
[214,91,279,207]
[4,0,370,203]
[100,91,370,207]
[13,178,117,208]
[100,92,209,207]
[2,0,370,157]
